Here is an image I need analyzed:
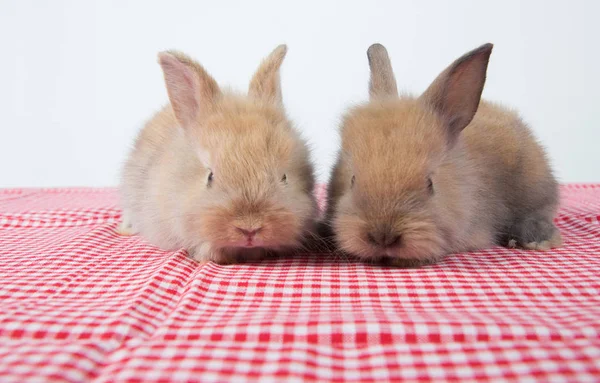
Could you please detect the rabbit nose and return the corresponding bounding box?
[367,230,401,248]
[236,227,262,239]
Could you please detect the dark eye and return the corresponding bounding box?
[427,177,434,194]
[351,175,356,188]
[281,174,287,184]
[207,171,214,187]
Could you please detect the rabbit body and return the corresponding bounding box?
[324,44,561,265]
[120,46,318,264]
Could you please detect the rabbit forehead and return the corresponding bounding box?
[202,94,287,135]
[216,131,294,172]
[340,98,446,181]
[195,95,295,166]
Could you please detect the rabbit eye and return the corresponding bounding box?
[427,177,434,194]
[351,175,356,188]
[207,171,214,187]
[281,174,287,184]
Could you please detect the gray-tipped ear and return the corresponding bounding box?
[248,44,287,104]
[420,43,493,142]
[158,51,221,129]
[367,43,398,99]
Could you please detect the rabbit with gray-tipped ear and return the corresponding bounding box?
[323,43,561,266]
[119,45,318,264]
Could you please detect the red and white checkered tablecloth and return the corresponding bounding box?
[0,185,599,382]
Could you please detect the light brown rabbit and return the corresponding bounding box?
[120,45,318,264]
[323,43,561,266]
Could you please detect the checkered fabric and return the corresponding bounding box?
[0,185,599,382]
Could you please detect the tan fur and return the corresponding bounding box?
[324,43,561,265]
[120,45,317,263]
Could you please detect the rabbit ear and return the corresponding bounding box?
[158,51,221,128]
[367,43,398,99]
[420,43,493,143]
[249,44,287,104]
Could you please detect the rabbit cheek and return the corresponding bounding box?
[185,205,234,248]
[388,226,444,261]
[333,212,372,260]
[260,207,303,247]
[387,219,446,262]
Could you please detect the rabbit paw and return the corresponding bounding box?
[523,231,562,250]
[189,243,238,265]
[117,211,137,236]
[506,216,562,250]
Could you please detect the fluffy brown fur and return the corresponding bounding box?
[323,43,561,266]
[120,45,318,264]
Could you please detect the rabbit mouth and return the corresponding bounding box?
[364,239,444,266]
[365,243,427,262]
[241,240,263,248]
[228,239,265,248]
[225,238,286,250]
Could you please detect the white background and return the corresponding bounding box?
[0,0,598,187]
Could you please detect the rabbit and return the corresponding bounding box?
[119,45,318,264]
[322,43,562,266]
